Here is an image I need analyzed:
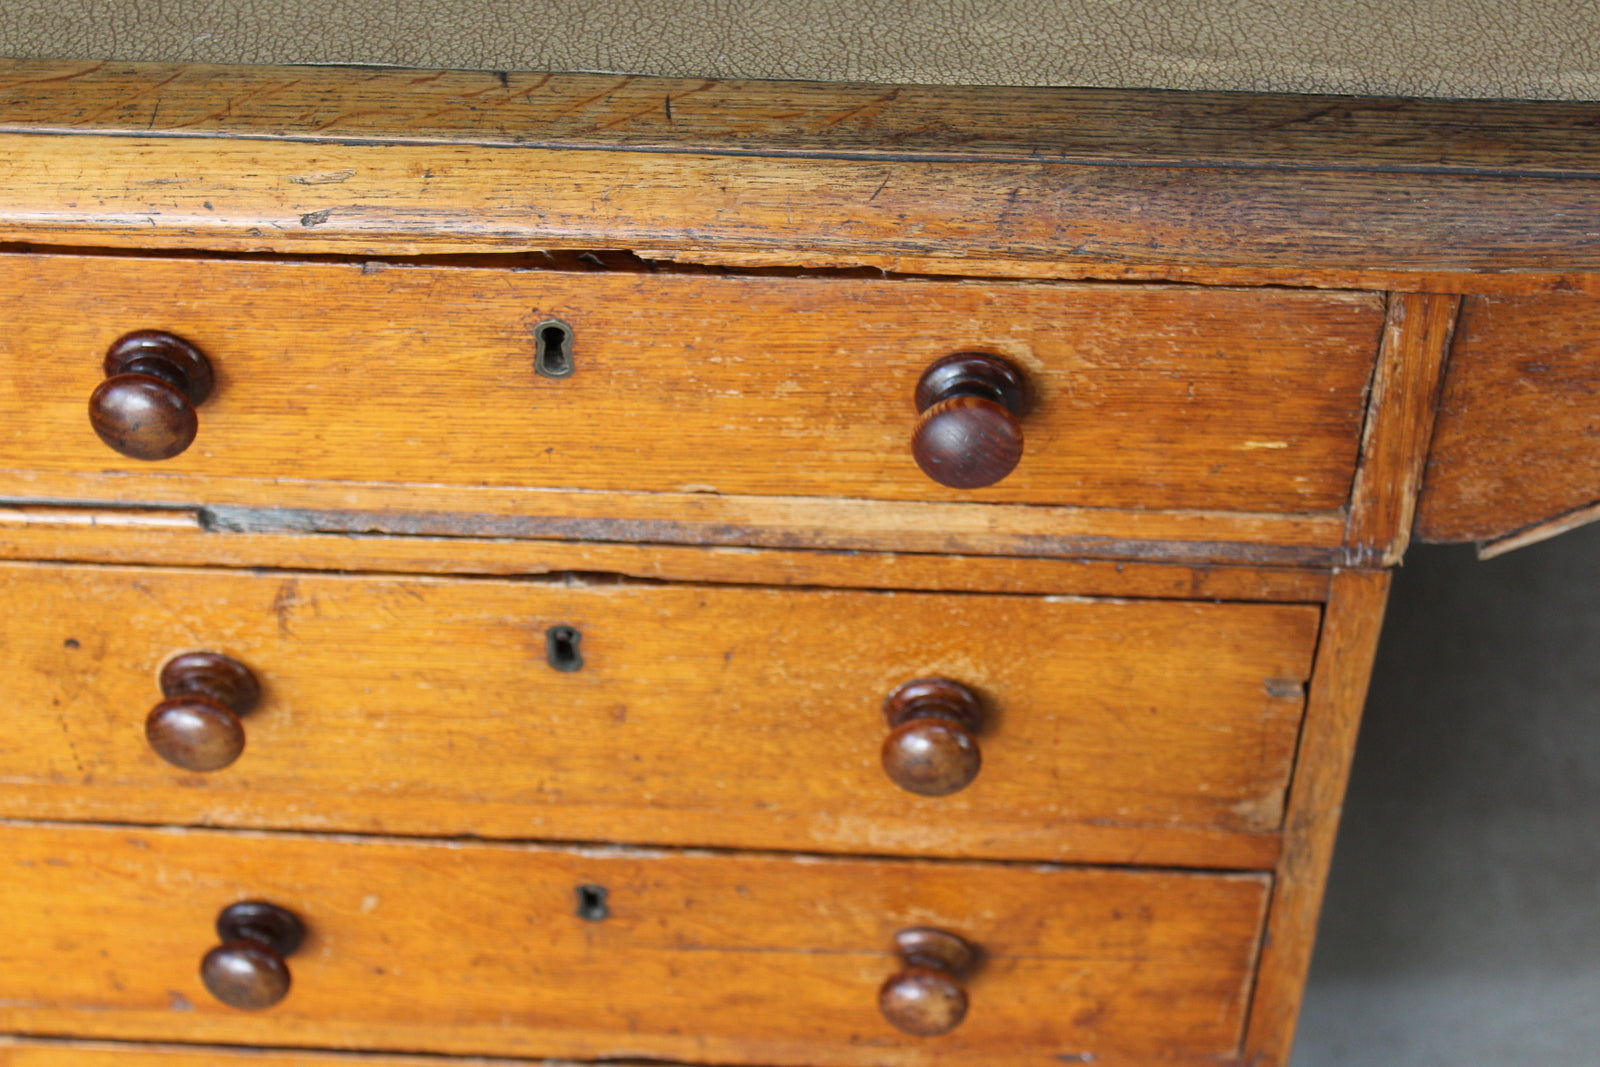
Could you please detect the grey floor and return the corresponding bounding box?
[1293,523,1600,1064]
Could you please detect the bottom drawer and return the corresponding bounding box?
[2,1040,527,1067]
[0,822,1267,1067]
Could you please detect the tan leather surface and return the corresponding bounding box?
[0,0,1596,99]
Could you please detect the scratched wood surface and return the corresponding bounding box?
[3,60,1599,173]
[0,561,1318,868]
[0,61,1598,280]
[1416,292,1600,545]
[0,820,1268,1066]
[2,131,1597,278]
[0,254,1381,517]
[0,505,1335,601]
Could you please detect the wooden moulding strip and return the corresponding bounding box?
[1243,568,1392,1066]
[3,60,1600,287]
[0,506,1332,602]
[4,61,1600,176]
[0,129,1598,276]
[636,248,1600,298]
[0,472,1350,566]
[1344,293,1461,565]
[1477,499,1600,559]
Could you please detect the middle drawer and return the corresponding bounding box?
[0,562,1316,868]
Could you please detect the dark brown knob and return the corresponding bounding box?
[145,651,260,772]
[881,677,983,797]
[879,927,976,1037]
[200,900,304,1011]
[911,352,1026,489]
[88,330,214,461]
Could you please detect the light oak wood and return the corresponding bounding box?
[4,61,1599,175]
[1,61,1599,281]
[0,472,1352,564]
[1243,569,1391,1066]
[639,248,1600,298]
[1417,292,1600,545]
[0,59,1526,1067]
[0,253,1381,515]
[1,132,1592,277]
[1477,500,1600,558]
[0,1037,565,1067]
[0,505,1335,601]
[1344,294,1460,565]
[0,561,1316,868]
[0,820,1270,1067]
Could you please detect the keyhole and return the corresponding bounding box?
[546,624,583,672]
[576,884,609,922]
[534,320,575,378]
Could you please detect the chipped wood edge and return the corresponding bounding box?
[1242,568,1391,1067]
[1345,293,1462,565]
[1476,498,1600,559]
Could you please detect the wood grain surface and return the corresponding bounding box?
[0,1038,576,1067]
[632,248,1600,299]
[0,505,1335,602]
[1243,569,1391,1066]
[0,561,1318,868]
[0,253,1381,517]
[0,473,1353,564]
[1417,292,1600,545]
[1344,293,1460,565]
[3,60,1599,175]
[2,132,1596,277]
[0,820,1269,1067]
[0,61,1598,280]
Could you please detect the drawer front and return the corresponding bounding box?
[0,1041,512,1067]
[0,562,1316,868]
[0,254,1382,512]
[0,822,1269,1066]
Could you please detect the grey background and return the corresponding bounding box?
[1294,525,1600,1064]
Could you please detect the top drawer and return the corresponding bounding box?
[0,254,1383,513]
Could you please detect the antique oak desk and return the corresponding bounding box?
[0,61,1597,1067]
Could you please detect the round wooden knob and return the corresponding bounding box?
[89,330,213,461]
[146,651,260,772]
[200,900,304,1011]
[879,927,975,1037]
[881,678,984,796]
[202,940,291,1011]
[911,353,1026,489]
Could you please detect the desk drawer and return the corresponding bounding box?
[0,254,1381,514]
[0,562,1316,868]
[0,821,1269,1067]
